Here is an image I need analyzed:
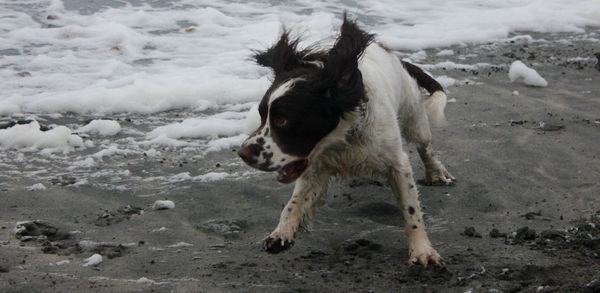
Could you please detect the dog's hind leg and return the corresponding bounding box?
[417,141,455,186]
[402,101,455,186]
[263,174,329,253]
[402,61,455,185]
[388,150,444,266]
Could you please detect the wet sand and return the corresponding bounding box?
[1,29,600,292]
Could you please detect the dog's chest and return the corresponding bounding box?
[315,133,392,178]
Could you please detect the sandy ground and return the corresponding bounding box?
[1,29,600,293]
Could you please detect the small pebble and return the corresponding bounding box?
[0,263,9,273]
[490,228,507,238]
[152,200,175,210]
[462,226,482,238]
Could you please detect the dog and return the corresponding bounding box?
[238,15,454,266]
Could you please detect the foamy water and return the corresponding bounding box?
[2,0,599,116]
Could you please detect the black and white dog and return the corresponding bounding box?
[238,15,454,266]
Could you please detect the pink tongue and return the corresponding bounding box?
[276,159,307,184]
[276,172,288,183]
[277,164,296,183]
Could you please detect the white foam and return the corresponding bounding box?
[205,134,247,153]
[71,157,96,168]
[152,200,175,210]
[501,35,535,45]
[567,57,592,62]
[434,75,456,88]
[167,242,193,248]
[508,61,548,87]
[92,145,137,159]
[0,121,84,153]
[140,134,189,148]
[82,253,102,267]
[243,104,261,135]
[372,1,600,50]
[409,50,427,61]
[73,178,88,186]
[168,172,192,183]
[167,171,231,183]
[2,1,598,116]
[76,120,121,136]
[55,260,70,266]
[151,227,168,233]
[419,61,492,71]
[436,49,454,57]
[147,117,247,140]
[28,183,47,191]
[78,240,100,249]
[144,148,161,157]
[136,277,155,284]
[194,172,230,182]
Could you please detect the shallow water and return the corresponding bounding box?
[2,0,598,115]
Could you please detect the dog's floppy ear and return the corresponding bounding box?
[320,14,374,112]
[253,30,307,77]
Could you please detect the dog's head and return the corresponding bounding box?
[238,16,373,183]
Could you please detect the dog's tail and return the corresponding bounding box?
[402,61,448,126]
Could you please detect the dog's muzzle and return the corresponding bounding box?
[238,143,308,184]
[237,144,258,165]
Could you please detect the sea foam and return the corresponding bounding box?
[1,0,598,116]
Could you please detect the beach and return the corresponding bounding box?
[1,1,600,292]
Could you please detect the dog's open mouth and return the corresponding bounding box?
[276,159,308,184]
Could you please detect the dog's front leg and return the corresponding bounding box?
[263,174,329,253]
[388,152,445,266]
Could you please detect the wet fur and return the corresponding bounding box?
[239,15,454,266]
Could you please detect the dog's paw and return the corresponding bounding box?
[408,244,445,267]
[262,233,294,253]
[423,166,456,186]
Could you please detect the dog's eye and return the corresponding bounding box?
[273,117,288,128]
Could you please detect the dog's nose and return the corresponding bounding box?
[237,145,255,164]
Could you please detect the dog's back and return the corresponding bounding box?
[359,43,448,129]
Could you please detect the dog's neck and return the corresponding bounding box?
[344,99,369,143]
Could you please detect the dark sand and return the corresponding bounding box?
[1,29,599,292]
